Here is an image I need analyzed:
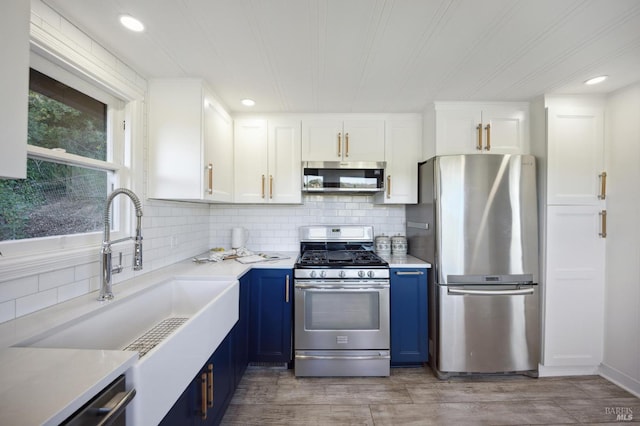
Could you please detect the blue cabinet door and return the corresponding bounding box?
[390,268,428,365]
[233,272,250,387]
[249,268,292,363]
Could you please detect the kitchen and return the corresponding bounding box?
[1,0,640,424]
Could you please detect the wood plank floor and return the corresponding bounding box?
[221,365,640,425]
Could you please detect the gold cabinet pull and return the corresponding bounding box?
[484,123,491,151]
[207,163,213,194]
[337,132,342,157]
[200,372,207,420]
[207,364,214,407]
[599,171,607,200]
[345,132,349,157]
[269,175,273,199]
[476,124,483,150]
[261,174,265,199]
[599,210,607,238]
[285,275,290,303]
[387,175,391,198]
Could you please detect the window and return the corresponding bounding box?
[0,54,126,254]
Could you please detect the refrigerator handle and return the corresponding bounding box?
[448,287,535,296]
[407,221,429,230]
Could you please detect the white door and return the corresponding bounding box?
[543,205,605,367]
[481,107,528,154]
[301,119,343,161]
[204,98,233,202]
[342,119,385,162]
[268,119,302,204]
[435,107,482,155]
[547,107,605,205]
[234,119,268,203]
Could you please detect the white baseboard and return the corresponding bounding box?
[538,363,599,377]
[599,363,640,398]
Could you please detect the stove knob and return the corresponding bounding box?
[320,270,327,278]
[358,270,365,278]
[339,270,346,278]
[367,270,375,278]
[310,270,317,278]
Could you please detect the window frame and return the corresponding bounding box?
[0,38,144,282]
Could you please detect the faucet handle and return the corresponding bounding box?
[112,252,123,275]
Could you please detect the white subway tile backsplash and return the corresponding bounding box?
[38,267,75,292]
[58,280,90,303]
[0,276,38,303]
[16,289,57,318]
[0,301,15,324]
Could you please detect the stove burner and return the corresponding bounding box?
[297,249,387,267]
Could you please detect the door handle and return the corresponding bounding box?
[484,123,491,151]
[345,132,349,157]
[395,271,424,276]
[207,163,213,194]
[261,174,265,199]
[337,132,342,157]
[386,175,391,198]
[269,175,273,199]
[598,171,607,200]
[476,124,483,150]
[448,287,535,296]
[200,372,207,420]
[285,275,290,303]
[207,364,213,408]
[599,210,607,238]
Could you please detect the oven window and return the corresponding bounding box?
[304,291,380,330]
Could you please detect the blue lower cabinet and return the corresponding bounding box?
[233,272,250,386]
[249,268,293,363]
[390,268,428,366]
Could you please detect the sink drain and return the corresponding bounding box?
[123,317,188,358]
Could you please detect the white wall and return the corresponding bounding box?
[601,82,640,395]
[209,195,406,252]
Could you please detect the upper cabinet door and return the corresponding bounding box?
[481,106,529,155]
[234,119,269,203]
[268,119,302,204]
[204,98,233,202]
[148,79,233,202]
[547,107,605,205]
[301,119,343,161]
[434,103,529,156]
[376,117,421,204]
[342,119,385,162]
[301,118,384,162]
[0,0,29,179]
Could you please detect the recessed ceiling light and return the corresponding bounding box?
[584,75,608,85]
[241,99,256,107]
[119,15,145,32]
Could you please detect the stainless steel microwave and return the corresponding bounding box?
[302,161,386,193]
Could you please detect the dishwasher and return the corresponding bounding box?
[62,375,135,426]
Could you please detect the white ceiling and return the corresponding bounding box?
[43,0,640,113]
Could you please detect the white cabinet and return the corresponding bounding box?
[375,116,421,204]
[234,119,301,204]
[301,119,385,162]
[434,103,529,155]
[0,0,29,179]
[148,79,233,202]
[541,100,606,373]
[547,107,605,205]
[543,205,605,368]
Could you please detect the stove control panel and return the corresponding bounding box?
[295,268,390,279]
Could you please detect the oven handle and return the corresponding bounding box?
[295,283,389,290]
[296,354,391,361]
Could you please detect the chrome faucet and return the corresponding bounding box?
[99,188,143,301]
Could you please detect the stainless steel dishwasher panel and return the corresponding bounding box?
[437,284,540,375]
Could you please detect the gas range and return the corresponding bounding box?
[294,225,389,279]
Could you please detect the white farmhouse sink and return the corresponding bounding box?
[15,278,239,426]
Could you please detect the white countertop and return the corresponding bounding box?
[0,252,296,426]
[0,250,427,425]
[0,347,137,426]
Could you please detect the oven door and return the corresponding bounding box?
[294,280,390,350]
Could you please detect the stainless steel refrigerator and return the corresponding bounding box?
[406,154,539,379]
